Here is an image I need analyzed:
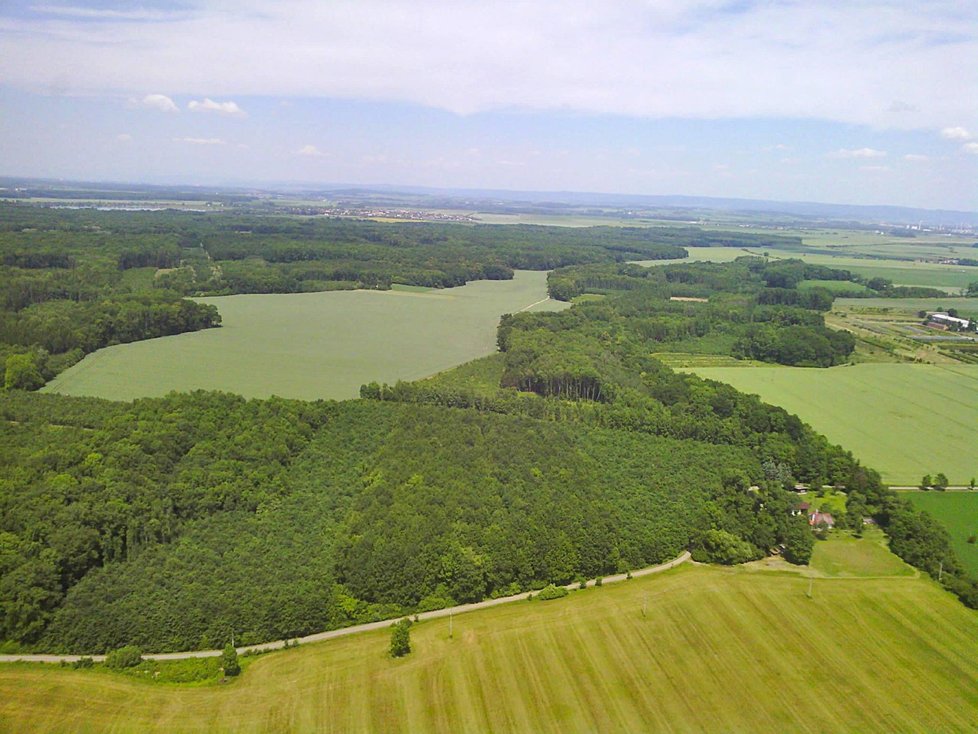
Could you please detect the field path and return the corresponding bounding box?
[0,552,691,665]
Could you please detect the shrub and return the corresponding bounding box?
[105,645,142,670]
[72,657,94,669]
[389,619,412,658]
[536,584,569,601]
[222,643,241,677]
[690,529,762,565]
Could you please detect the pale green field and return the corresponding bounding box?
[901,492,978,577]
[689,364,978,485]
[835,297,978,319]
[810,528,916,578]
[2,563,977,733]
[43,271,566,401]
[636,245,976,290]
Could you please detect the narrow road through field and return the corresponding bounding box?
[0,552,690,664]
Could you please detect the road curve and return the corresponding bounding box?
[0,551,691,665]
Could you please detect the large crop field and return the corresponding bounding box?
[689,363,978,485]
[636,245,977,291]
[43,271,565,401]
[901,492,978,577]
[2,562,976,733]
[834,297,978,319]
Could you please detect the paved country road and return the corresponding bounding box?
[0,551,691,664]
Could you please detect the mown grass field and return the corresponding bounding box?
[809,528,916,578]
[43,271,566,401]
[636,245,977,290]
[901,492,978,577]
[690,363,978,485]
[2,563,976,733]
[834,297,978,319]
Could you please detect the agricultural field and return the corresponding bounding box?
[808,528,916,578]
[3,563,977,733]
[636,243,977,291]
[689,363,978,485]
[834,297,978,320]
[42,271,566,402]
[901,492,978,577]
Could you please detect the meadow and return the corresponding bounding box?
[2,562,976,733]
[901,492,978,577]
[42,271,566,401]
[636,245,977,291]
[834,297,978,319]
[689,363,978,485]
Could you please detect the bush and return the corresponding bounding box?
[72,657,94,669]
[594,577,603,587]
[536,584,569,601]
[105,645,142,670]
[389,619,412,658]
[221,643,240,677]
[690,529,762,565]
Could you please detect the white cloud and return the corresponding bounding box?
[859,165,891,172]
[964,142,978,155]
[137,94,178,113]
[903,153,929,161]
[941,126,973,141]
[831,148,887,159]
[2,1,975,129]
[172,137,226,145]
[188,98,246,116]
[116,133,133,143]
[297,144,327,157]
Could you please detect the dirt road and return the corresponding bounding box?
[0,551,691,664]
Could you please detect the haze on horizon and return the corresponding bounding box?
[1,0,976,212]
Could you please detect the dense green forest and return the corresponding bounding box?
[2,205,975,655]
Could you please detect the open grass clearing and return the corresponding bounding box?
[689,363,978,485]
[43,271,566,402]
[809,528,917,578]
[2,563,977,733]
[901,491,978,577]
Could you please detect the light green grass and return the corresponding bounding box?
[689,363,978,485]
[810,528,916,578]
[797,279,871,293]
[835,297,978,319]
[43,271,567,402]
[2,564,977,733]
[901,492,978,577]
[652,352,759,368]
[636,246,976,290]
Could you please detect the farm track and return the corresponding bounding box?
[0,552,691,664]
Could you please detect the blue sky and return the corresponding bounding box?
[1,1,976,211]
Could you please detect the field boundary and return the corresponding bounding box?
[0,551,691,665]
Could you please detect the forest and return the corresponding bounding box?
[1,206,975,655]
[3,203,803,386]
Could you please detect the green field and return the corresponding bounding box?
[901,492,978,577]
[635,245,977,291]
[42,271,566,401]
[2,563,977,733]
[809,528,916,578]
[834,297,978,319]
[689,363,978,485]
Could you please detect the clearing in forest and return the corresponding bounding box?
[43,271,565,402]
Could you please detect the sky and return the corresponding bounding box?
[0,1,976,211]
